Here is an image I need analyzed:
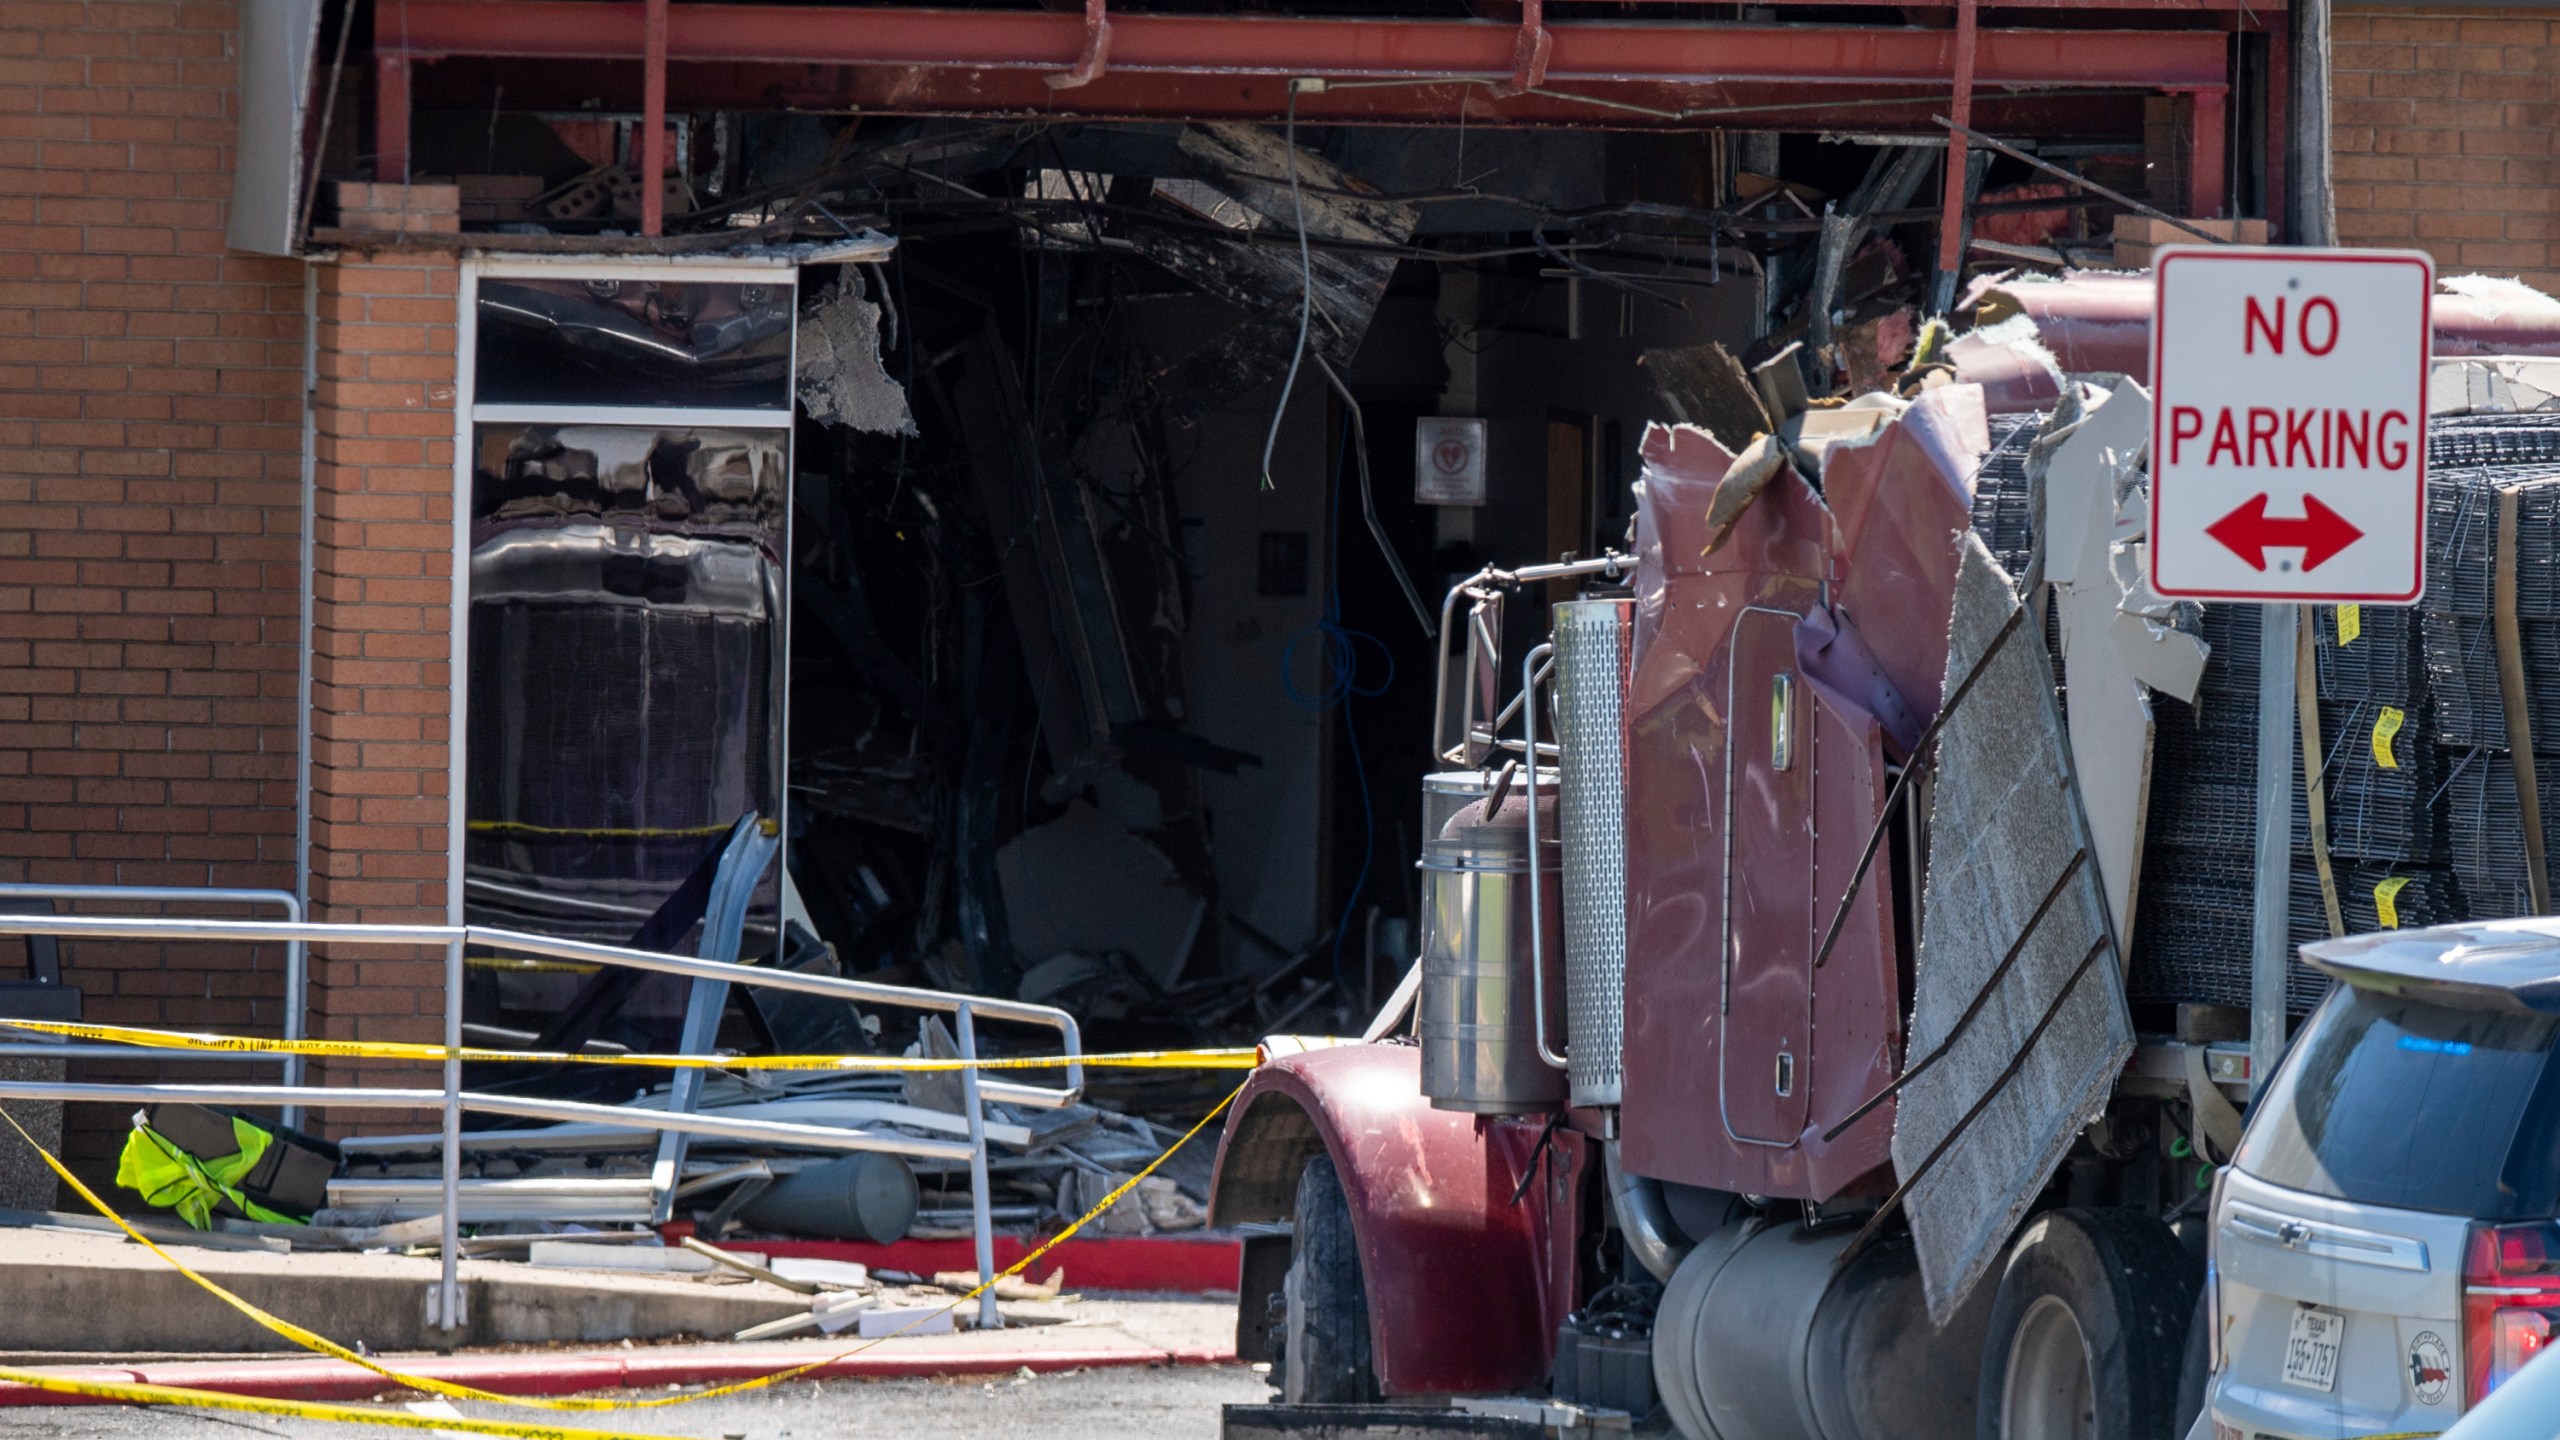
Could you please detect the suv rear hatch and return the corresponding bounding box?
[2214,921,2560,1437]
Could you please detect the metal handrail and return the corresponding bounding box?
[0,885,307,1126]
[1428,554,1631,768]
[0,1079,977,1161]
[1520,642,1570,1073]
[0,915,1085,1104]
[0,905,1087,1332]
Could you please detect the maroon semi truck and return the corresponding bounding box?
[1207,376,2243,1440]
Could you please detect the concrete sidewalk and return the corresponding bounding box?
[0,1224,812,1353]
[0,1221,1240,1407]
[0,1298,1237,1406]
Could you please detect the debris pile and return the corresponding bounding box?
[1954,285,2560,1019]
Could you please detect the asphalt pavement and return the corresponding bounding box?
[0,1364,1272,1439]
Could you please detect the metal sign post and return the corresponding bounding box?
[2145,245,2434,1097]
[2250,608,2296,1097]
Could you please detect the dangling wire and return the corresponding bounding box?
[1283,411,1396,1001]
[1258,82,1318,492]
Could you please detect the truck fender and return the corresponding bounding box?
[1208,1043,1552,1396]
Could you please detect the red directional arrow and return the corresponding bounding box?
[2204,493,2365,572]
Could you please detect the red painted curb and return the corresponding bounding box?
[0,1344,1241,1408]
[665,1231,1246,1296]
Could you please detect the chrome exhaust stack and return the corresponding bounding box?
[1410,561,1624,1115]
[1550,597,1633,1110]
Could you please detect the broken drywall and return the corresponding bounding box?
[2430,356,2560,418]
[797,277,916,435]
[995,801,1208,990]
[2042,384,2172,950]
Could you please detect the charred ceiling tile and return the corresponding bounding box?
[1137,123,1420,413]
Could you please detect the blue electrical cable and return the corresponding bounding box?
[1282,411,1396,1002]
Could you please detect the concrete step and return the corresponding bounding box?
[0,1224,806,1353]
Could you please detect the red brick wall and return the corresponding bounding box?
[2334,6,2560,294]
[304,245,458,1106]
[0,0,307,1177]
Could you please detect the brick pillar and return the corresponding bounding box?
[304,246,460,1114]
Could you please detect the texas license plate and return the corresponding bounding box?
[2283,1305,2344,1392]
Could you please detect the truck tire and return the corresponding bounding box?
[1976,1209,2199,1440]
[1274,1153,1380,1404]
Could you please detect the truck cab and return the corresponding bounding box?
[1211,377,2241,1440]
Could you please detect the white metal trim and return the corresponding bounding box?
[450,257,799,959]
[448,264,478,929]
[466,402,790,429]
[775,271,798,949]
[470,257,795,283]
[293,261,317,1124]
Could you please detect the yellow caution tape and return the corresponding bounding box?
[0,1366,680,1440]
[2371,705,2405,770]
[0,1076,1247,1413]
[0,1017,1257,1073]
[2374,874,2412,929]
[2336,603,2362,647]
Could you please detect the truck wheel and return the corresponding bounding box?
[1977,1209,2199,1440]
[1275,1153,1380,1404]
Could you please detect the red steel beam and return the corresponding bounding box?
[418,57,2158,133]
[2266,31,2289,236]
[2184,87,2226,217]
[375,53,411,183]
[1935,0,1978,279]
[640,0,668,235]
[382,2,2232,92]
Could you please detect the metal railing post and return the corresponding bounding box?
[0,885,308,1125]
[954,1001,998,1331]
[282,917,305,1131]
[438,934,463,1335]
[651,818,774,1224]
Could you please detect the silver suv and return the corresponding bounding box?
[2206,920,2560,1439]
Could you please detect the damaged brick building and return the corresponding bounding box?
[2,0,2546,1190]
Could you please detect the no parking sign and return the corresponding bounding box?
[2147,247,2434,604]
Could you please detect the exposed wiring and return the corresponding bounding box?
[1309,349,1434,639]
[1283,412,1395,1003]
[1258,82,1318,492]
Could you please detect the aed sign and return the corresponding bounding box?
[1415,416,1487,507]
[2148,246,2433,604]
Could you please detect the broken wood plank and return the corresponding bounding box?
[1642,342,1772,453]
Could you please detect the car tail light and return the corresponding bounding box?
[2464,1222,2560,1403]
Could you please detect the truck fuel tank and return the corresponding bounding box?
[1655,1218,1996,1440]
[1416,788,1568,1114]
